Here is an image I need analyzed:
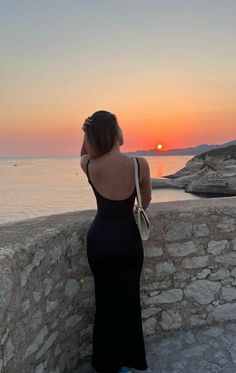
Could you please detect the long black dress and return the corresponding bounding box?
[86,157,148,373]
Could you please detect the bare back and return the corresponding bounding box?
[87,153,137,201]
[81,151,152,209]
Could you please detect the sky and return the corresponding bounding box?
[0,0,236,157]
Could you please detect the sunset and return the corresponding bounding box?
[1,2,236,371]
[0,1,236,157]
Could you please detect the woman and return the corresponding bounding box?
[80,110,152,373]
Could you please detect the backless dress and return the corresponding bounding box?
[86,157,148,372]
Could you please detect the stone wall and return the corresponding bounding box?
[0,197,236,372]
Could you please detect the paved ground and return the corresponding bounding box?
[77,321,236,373]
[133,321,236,373]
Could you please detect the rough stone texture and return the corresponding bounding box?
[208,303,236,323]
[0,197,236,372]
[143,318,157,336]
[121,321,236,373]
[142,307,161,319]
[155,261,175,277]
[221,286,236,301]
[209,269,230,281]
[166,241,197,257]
[23,327,48,360]
[35,331,59,360]
[65,279,80,298]
[145,246,163,258]
[0,269,13,322]
[146,289,183,305]
[192,268,211,280]
[165,221,193,241]
[182,255,209,269]
[193,223,210,237]
[215,253,236,265]
[184,280,221,304]
[207,240,228,255]
[161,310,182,330]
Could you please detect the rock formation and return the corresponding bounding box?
[152,145,236,196]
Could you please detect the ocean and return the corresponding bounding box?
[0,155,201,224]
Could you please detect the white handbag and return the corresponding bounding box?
[133,157,150,241]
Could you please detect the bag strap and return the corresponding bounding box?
[133,157,143,208]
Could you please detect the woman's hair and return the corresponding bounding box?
[84,110,120,157]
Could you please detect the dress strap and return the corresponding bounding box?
[86,158,92,182]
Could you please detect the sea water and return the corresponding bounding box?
[0,155,201,224]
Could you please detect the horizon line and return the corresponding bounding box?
[1,138,235,159]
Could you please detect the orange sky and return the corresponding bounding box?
[0,1,235,157]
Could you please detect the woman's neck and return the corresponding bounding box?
[97,144,121,158]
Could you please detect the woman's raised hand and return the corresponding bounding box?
[82,117,92,132]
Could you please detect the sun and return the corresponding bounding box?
[157,144,163,150]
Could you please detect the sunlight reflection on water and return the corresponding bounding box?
[0,155,200,224]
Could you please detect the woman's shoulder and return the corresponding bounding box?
[131,156,150,182]
[123,154,149,168]
[132,155,149,167]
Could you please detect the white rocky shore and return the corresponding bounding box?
[152,145,236,195]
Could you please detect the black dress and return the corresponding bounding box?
[86,157,148,373]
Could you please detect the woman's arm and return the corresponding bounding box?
[138,157,152,210]
[80,135,89,156]
[80,136,92,173]
[80,117,93,156]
